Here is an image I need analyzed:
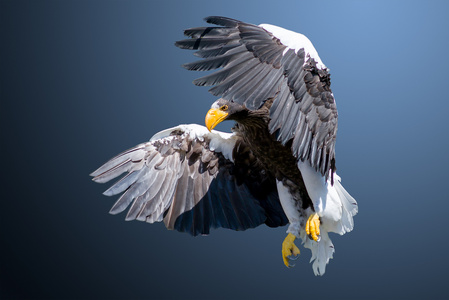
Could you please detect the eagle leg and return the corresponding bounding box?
[282,233,300,268]
[306,213,321,242]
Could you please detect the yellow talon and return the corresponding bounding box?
[306,213,321,242]
[282,233,300,268]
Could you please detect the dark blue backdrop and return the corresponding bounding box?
[2,0,448,299]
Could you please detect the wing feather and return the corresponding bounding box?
[91,124,288,236]
[208,58,261,95]
[183,26,238,39]
[176,17,338,178]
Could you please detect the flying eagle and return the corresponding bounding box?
[91,16,358,275]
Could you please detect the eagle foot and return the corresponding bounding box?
[306,213,321,242]
[282,233,300,268]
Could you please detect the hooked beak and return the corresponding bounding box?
[205,108,228,132]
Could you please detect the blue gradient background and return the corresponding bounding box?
[1,0,448,299]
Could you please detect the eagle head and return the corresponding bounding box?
[205,99,248,131]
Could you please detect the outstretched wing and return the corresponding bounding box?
[176,16,338,179]
[91,124,287,236]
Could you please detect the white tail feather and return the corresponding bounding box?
[301,229,334,276]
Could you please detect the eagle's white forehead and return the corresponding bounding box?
[211,100,221,109]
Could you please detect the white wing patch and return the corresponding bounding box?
[150,124,237,162]
[260,24,326,69]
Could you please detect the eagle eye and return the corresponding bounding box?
[220,105,228,111]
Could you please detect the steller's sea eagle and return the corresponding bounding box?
[91,16,358,275]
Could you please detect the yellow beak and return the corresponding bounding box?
[205,108,228,132]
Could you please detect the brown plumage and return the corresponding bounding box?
[217,98,313,213]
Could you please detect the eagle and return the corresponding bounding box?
[91,16,358,275]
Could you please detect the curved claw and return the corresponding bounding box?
[282,233,300,268]
[306,213,321,242]
[287,254,300,261]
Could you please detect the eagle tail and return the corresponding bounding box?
[301,229,334,276]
